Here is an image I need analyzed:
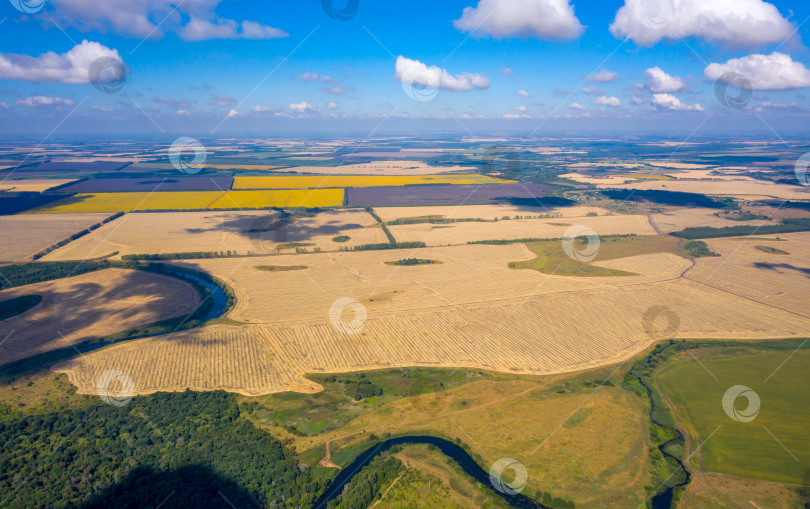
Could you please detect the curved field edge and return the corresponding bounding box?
[0,260,236,380]
[634,338,810,506]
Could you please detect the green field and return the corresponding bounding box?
[658,348,810,484]
[509,234,682,277]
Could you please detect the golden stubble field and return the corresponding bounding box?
[651,208,771,233]
[0,213,111,261]
[183,244,691,323]
[284,161,475,175]
[387,214,656,246]
[43,209,387,260]
[55,275,810,396]
[0,179,76,192]
[0,268,200,364]
[686,232,810,317]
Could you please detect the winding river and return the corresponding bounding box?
[314,435,548,509]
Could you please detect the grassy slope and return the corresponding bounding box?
[243,365,651,508]
[657,348,810,484]
[376,445,510,508]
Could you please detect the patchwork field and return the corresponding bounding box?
[208,189,344,209]
[347,183,550,207]
[387,214,656,246]
[285,161,474,175]
[30,191,225,213]
[54,278,810,396]
[0,179,76,192]
[651,208,772,233]
[685,232,810,317]
[56,176,233,193]
[603,179,810,200]
[186,244,690,323]
[0,268,200,365]
[43,209,386,260]
[0,213,110,261]
[373,204,610,222]
[232,174,509,189]
[29,188,344,213]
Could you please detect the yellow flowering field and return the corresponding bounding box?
[233,174,512,189]
[208,189,345,209]
[31,192,225,213]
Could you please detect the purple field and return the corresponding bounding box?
[55,176,234,193]
[12,161,128,172]
[347,183,551,207]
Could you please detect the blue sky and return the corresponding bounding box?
[2,0,810,135]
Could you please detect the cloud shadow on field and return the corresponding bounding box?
[753,262,810,277]
[0,269,200,366]
[184,210,368,246]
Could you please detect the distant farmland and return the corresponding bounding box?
[56,176,234,193]
[233,174,511,189]
[347,183,550,207]
[30,188,344,213]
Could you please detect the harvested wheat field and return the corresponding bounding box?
[286,161,474,175]
[185,244,690,323]
[44,209,385,260]
[0,268,200,365]
[387,214,656,246]
[0,213,110,261]
[373,204,610,222]
[0,179,75,192]
[54,278,810,396]
[603,179,810,200]
[560,173,636,185]
[651,208,771,233]
[686,232,810,318]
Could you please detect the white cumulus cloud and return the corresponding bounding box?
[592,95,622,107]
[705,52,810,90]
[644,67,686,93]
[0,40,124,84]
[289,101,318,113]
[17,96,76,107]
[453,0,583,40]
[569,102,586,110]
[610,0,794,48]
[651,93,703,111]
[587,68,617,83]
[516,89,532,98]
[394,56,490,92]
[47,0,288,41]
